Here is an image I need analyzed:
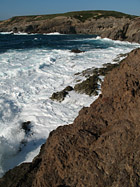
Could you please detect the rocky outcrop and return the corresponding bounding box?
[0,10,140,43]
[70,49,85,53]
[73,63,120,96]
[50,86,73,102]
[50,62,120,101]
[1,48,140,186]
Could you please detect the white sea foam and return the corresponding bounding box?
[0,37,139,177]
[73,36,140,47]
[44,32,62,35]
[0,31,39,35]
[14,32,38,35]
[0,31,13,35]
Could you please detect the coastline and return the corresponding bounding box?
[0,10,140,43]
[0,11,140,186]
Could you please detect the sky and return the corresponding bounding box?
[0,0,140,20]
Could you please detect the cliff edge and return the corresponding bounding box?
[0,10,140,43]
[0,47,140,186]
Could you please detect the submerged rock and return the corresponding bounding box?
[1,49,140,186]
[21,121,31,135]
[70,49,85,53]
[19,121,33,151]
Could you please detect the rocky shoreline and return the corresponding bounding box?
[0,10,140,43]
[1,10,140,187]
[0,46,140,186]
[50,61,121,102]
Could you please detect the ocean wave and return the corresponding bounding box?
[0,31,13,35]
[0,31,39,35]
[43,32,62,35]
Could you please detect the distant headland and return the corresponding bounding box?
[0,10,140,43]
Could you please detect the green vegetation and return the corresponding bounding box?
[7,10,137,24]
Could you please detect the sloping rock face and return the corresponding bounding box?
[0,12,140,43]
[126,17,140,42]
[1,48,140,186]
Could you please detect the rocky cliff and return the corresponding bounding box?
[0,10,140,43]
[0,47,140,186]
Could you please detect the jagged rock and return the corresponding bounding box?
[74,62,120,96]
[50,90,68,102]
[98,63,120,76]
[1,49,140,186]
[74,74,100,96]
[50,62,120,102]
[50,86,73,102]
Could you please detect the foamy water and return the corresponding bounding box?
[0,33,139,176]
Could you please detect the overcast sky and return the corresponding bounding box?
[0,0,140,20]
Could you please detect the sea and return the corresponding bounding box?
[0,32,139,177]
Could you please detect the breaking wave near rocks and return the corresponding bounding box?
[0,33,139,177]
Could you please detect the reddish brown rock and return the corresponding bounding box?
[1,48,140,186]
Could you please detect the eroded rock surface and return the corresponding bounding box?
[1,48,140,186]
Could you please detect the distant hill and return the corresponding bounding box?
[0,10,140,43]
[4,10,137,23]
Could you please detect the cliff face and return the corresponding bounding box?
[0,11,140,43]
[1,48,140,186]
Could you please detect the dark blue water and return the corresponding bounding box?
[0,34,93,52]
[0,34,126,54]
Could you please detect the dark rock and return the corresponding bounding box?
[19,121,32,151]
[24,25,34,33]
[70,49,85,53]
[74,62,120,96]
[21,121,31,135]
[50,86,73,102]
[98,63,120,76]
[12,27,17,32]
[74,74,100,96]
[50,90,68,102]
[64,86,74,92]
